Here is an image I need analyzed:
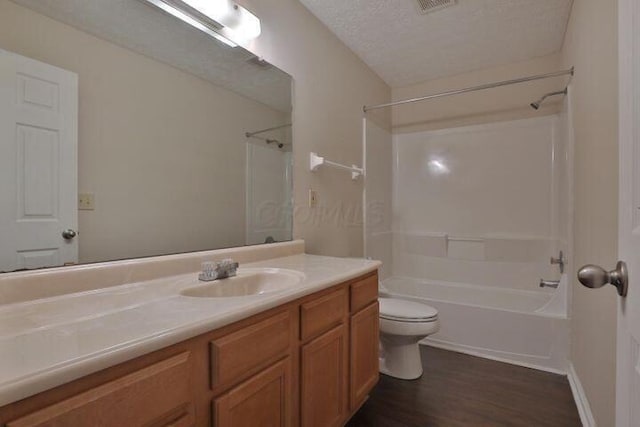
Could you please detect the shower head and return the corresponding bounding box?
[530,87,568,110]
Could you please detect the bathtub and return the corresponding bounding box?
[381,275,570,373]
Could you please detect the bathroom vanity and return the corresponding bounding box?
[0,243,380,427]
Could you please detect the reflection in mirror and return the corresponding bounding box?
[0,0,293,273]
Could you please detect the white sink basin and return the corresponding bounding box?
[180,268,305,298]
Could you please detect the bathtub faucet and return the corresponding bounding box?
[550,251,565,273]
[539,279,560,289]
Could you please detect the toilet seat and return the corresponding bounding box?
[379,297,438,323]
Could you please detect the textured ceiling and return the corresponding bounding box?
[10,0,292,112]
[298,0,573,87]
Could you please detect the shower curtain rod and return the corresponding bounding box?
[245,123,292,138]
[363,67,574,112]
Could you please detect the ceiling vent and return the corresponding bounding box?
[415,0,456,15]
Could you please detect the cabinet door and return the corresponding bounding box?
[213,358,291,427]
[350,302,379,410]
[301,324,348,427]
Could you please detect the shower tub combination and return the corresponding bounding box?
[381,275,569,373]
[365,106,575,374]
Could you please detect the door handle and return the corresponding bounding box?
[578,261,628,297]
[61,229,77,240]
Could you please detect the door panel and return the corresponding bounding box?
[350,302,379,410]
[301,324,348,427]
[0,49,78,272]
[18,125,59,217]
[213,358,291,427]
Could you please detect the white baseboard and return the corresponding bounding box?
[567,362,596,427]
[422,339,567,375]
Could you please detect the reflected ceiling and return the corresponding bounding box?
[11,0,291,111]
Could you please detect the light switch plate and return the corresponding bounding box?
[78,193,95,210]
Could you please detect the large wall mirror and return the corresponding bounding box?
[0,0,293,273]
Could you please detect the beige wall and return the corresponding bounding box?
[392,54,565,133]
[562,0,619,425]
[241,0,392,257]
[0,0,288,264]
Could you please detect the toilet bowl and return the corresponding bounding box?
[379,297,440,380]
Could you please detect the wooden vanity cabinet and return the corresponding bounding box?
[349,273,380,411]
[300,288,349,427]
[350,302,380,410]
[0,271,379,427]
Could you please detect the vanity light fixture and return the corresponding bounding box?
[141,0,262,47]
[182,0,261,42]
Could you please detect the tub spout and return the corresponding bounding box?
[539,279,560,289]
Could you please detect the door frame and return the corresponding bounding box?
[617,0,638,425]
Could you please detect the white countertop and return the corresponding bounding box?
[0,254,381,406]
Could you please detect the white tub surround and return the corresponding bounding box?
[388,116,571,291]
[366,114,573,374]
[0,241,381,406]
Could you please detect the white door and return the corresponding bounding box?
[0,50,78,272]
[617,0,640,425]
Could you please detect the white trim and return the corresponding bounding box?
[617,0,638,425]
[362,116,368,258]
[393,114,557,138]
[567,362,596,427]
[421,341,566,376]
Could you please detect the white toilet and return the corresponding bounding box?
[378,297,440,380]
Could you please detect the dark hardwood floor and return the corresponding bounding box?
[347,346,581,427]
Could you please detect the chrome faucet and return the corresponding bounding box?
[199,259,239,282]
[539,279,560,289]
[551,251,565,273]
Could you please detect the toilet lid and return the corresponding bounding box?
[379,298,438,322]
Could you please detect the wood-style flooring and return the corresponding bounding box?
[346,346,581,427]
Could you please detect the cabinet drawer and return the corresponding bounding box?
[300,288,348,341]
[350,273,378,313]
[7,353,194,427]
[210,311,292,388]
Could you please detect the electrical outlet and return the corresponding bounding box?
[78,193,95,210]
[308,189,318,208]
